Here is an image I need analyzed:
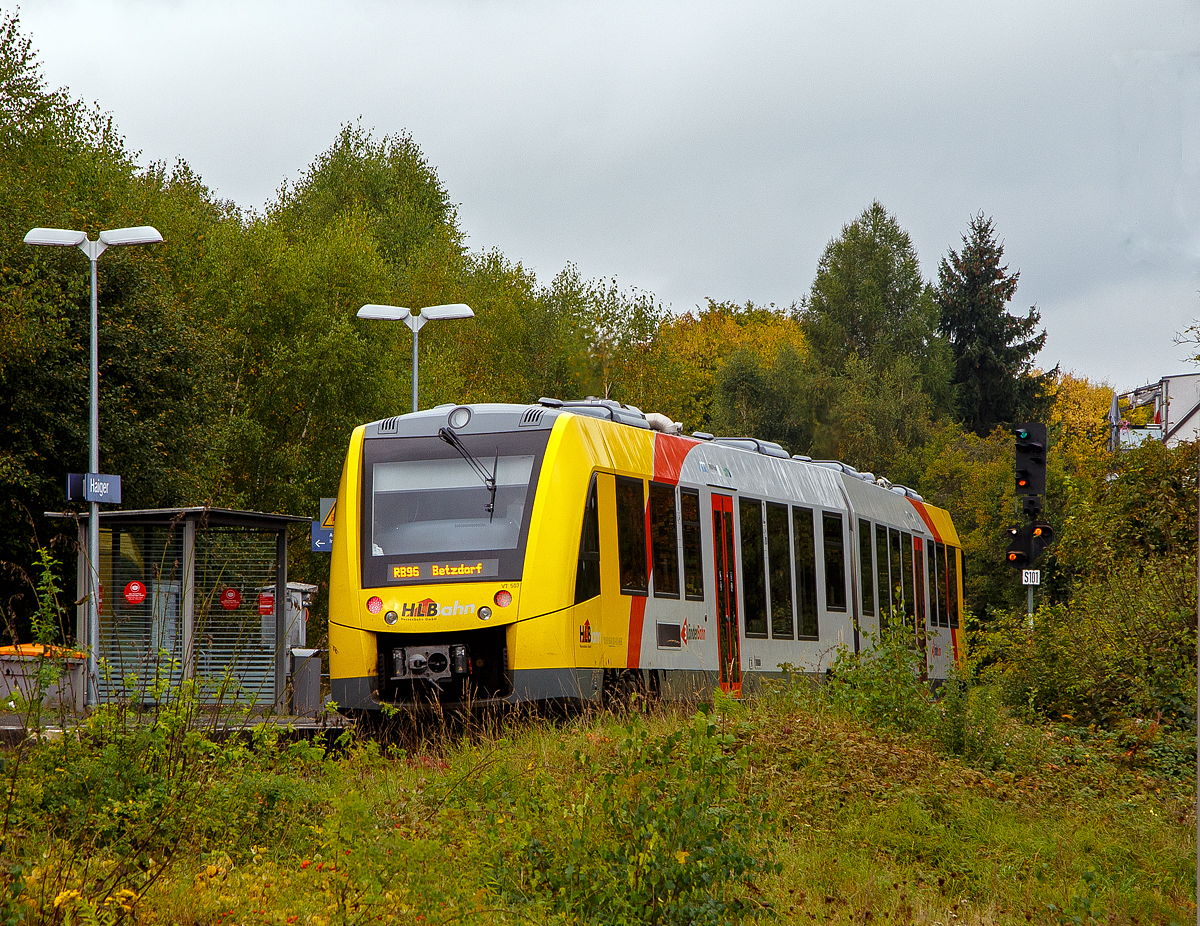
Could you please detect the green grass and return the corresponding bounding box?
[0,680,1193,925]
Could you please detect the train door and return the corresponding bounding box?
[711,493,741,696]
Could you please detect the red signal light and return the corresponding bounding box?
[494,589,512,608]
[366,596,383,614]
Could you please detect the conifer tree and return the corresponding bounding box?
[937,213,1053,436]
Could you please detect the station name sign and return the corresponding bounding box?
[66,473,122,504]
[387,559,499,583]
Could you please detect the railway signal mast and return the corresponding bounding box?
[1004,423,1054,618]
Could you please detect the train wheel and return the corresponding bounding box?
[602,668,645,712]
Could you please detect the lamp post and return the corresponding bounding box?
[357,303,475,412]
[25,225,163,706]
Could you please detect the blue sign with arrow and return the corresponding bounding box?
[311,521,333,553]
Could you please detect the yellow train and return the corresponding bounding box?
[327,399,964,711]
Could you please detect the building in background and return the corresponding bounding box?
[1110,373,1200,451]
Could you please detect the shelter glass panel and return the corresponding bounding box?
[193,527,280,705]
[98,524,185,704]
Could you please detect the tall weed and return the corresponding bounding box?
[491,707,779,926]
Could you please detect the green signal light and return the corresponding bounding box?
[1017,430,1029,439]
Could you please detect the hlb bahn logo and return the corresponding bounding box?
[578,619,598,645]
[401,598,477,617]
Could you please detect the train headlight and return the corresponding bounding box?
[478,606,492,621]
[384,610,398,624]
[367,596,383,614]
[448,406,472,429]
[494,589,512,608]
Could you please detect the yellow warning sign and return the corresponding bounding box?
[320,497,336,529]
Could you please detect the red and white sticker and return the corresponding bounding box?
[220,588,242,610]
[257,593,274,616]
[123,580,147,605]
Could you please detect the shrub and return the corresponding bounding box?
[491,708,778,925]
[977,554,1196,729]
[820,624,936,734]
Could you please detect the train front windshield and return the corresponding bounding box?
[359,431,549,587]
[371,455,534,555]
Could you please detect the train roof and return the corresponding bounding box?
[360,398,941,533]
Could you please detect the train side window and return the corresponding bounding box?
[615,476,648,595]
[740,498,768,638]
[767,502,793,639]
[901,532,915,625]
[914,538,927,631]
[681,489,704,600]
[650,482,680,598]
[948,546,961,628]
[935,542,949,628]
[858,518,874,616]
[927,543,939,628]
[822,512,847,612]
[574,476,601,604]
[888,528,902,618]
[793,506,818,638]
[875,524,890,628]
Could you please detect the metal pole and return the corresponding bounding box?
[1026,584,1033,620]
[87,252,100,707]
[411,325,419,413]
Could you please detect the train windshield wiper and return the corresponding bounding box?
[438,427,497,519]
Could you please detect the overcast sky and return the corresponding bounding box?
[19,0,1200,392]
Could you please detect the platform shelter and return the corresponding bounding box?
[47,507,311,710]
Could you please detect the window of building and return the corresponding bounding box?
[767,502,793,639]
[649,482,680,598]
[681,489,704,601]
[615,476,647,595]
[574,476,601,603]
[793,507,818,638]
[822,512,847,612]
[740,498,767,638]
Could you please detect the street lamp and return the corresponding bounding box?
[25,225,163,706]
[357,303,475,413]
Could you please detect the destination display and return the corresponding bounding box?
[386,559,500,583]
